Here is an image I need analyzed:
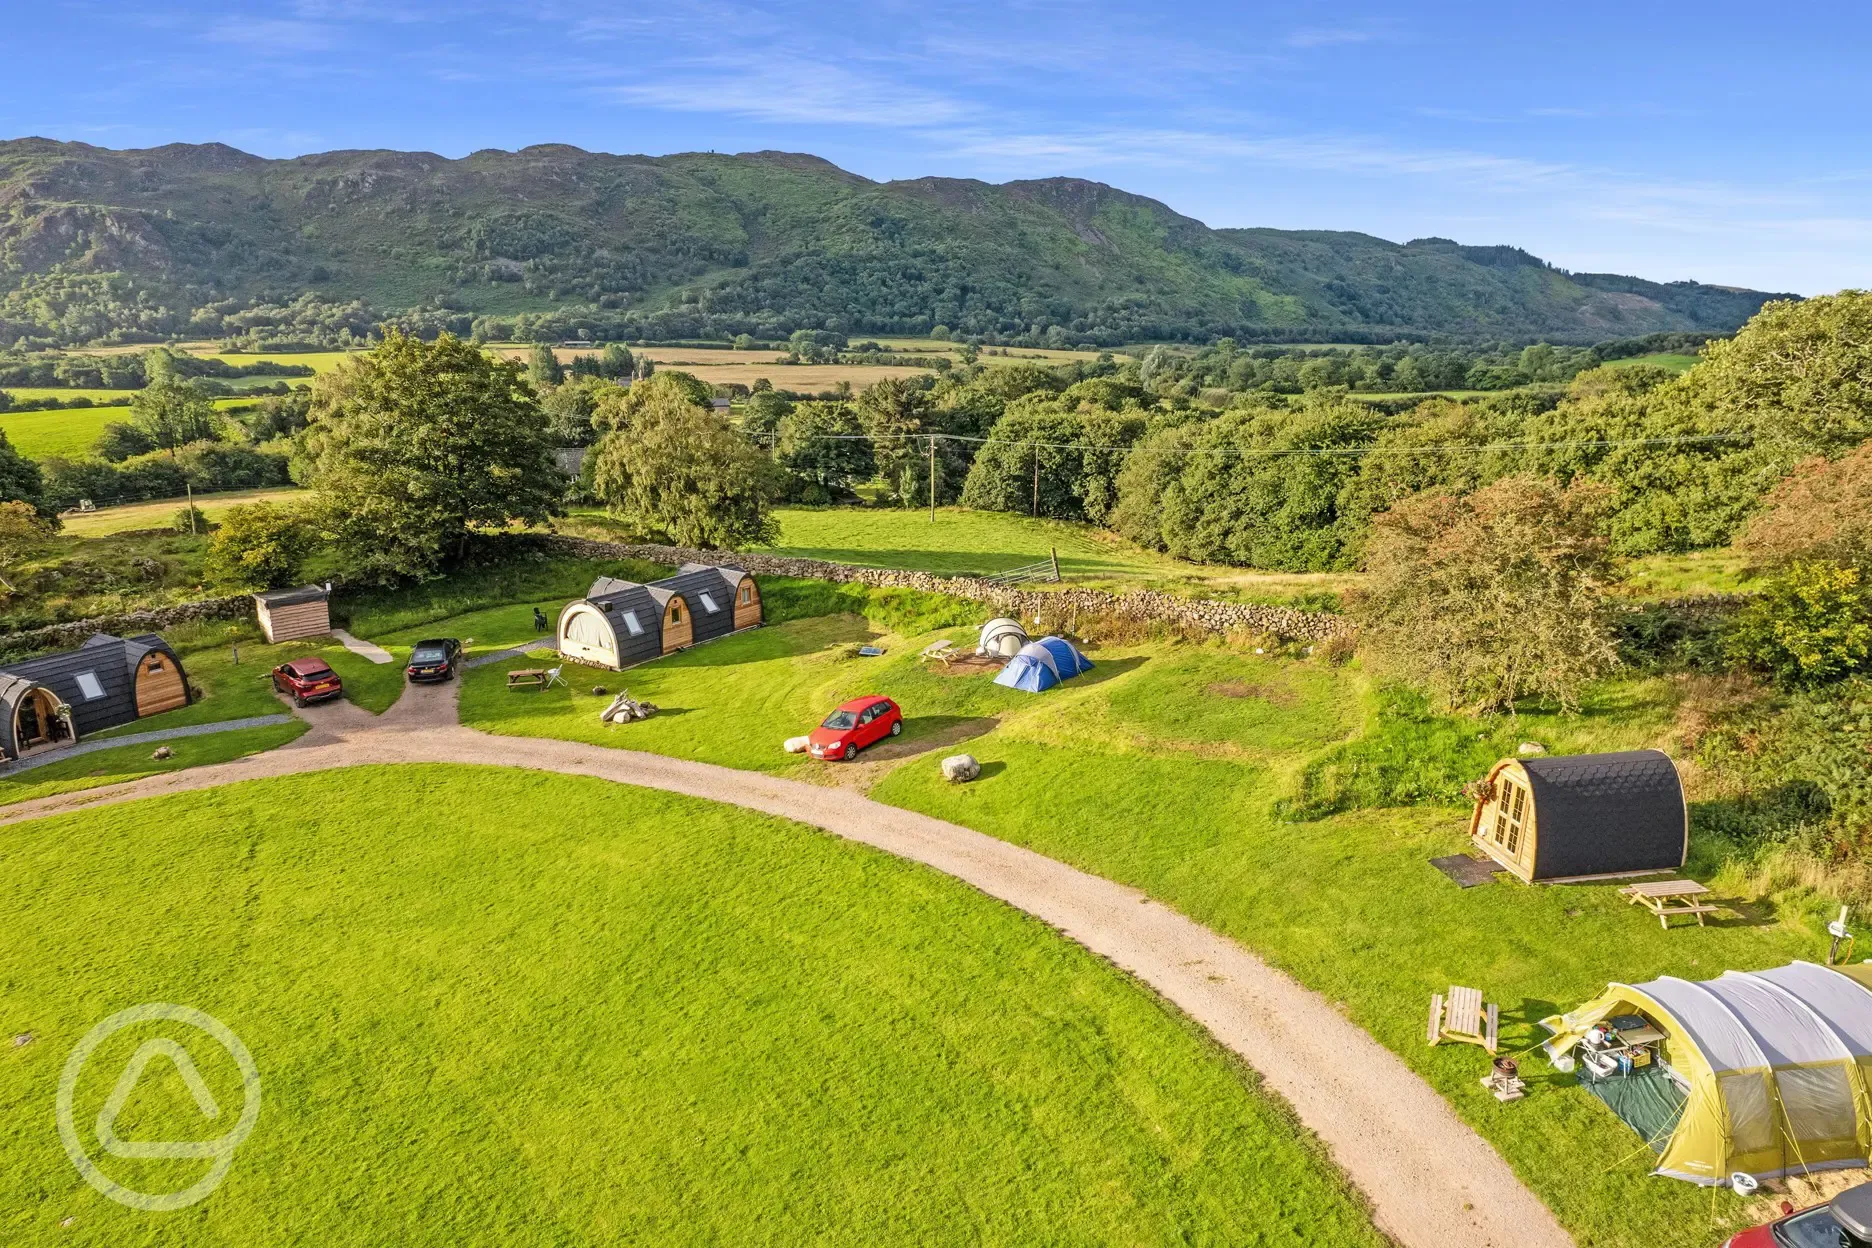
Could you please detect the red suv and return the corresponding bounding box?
[271,656,343,707]
[808,696,902,761]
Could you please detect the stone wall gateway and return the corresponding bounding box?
[540,535,1353,641]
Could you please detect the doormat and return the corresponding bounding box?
[1430,854,1506,888]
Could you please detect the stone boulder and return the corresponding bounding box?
[941,753,982,783]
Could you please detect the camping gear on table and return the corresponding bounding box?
[978,618,1028,659]
[600,690,658,723]
[1544,961,1872,1185]
[993,636,1093,693]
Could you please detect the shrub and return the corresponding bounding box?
[1728,561,1872,685]
[172,505,209,534]
[1351,476,1619,713]
[202,501,316,590]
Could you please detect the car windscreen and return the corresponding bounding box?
[292,662,332,676]
[820,710,858,730]
[1774,1209,1865,1248]
[411,648,447,663]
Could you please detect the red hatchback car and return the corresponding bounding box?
[271,656,343,707]
[1727,1181,1872,1247]
[808,696,902,761]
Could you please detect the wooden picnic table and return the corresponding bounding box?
[506,668,547,690]
[1620,879,1716,929]
[1427,983,1499,1054]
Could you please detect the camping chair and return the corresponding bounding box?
[1428,984,1500,1054]
[542,665,567,690]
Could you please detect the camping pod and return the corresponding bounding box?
[1469,749,1687,884]
[254,585,332,643]
[1544,962,1872,1185]
[0,633,192,761]
[556,565,760,671]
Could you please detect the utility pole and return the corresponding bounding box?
[928,436,937,523]
[185,481,198,534]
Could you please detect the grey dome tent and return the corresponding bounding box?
[978,618,1028,658]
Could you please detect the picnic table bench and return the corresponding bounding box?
[506,668,547,690]
[1620,879,1716,929]
[919,640,957,666]
[1427,984,1499,1054]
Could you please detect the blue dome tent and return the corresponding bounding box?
[994,636,1094,693]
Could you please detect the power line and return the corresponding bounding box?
[754,430,1749,460]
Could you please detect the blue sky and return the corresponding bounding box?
[5,1,1868,294]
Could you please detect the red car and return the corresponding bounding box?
[1727,1181,1872,1246]
[808,696,902,761]
[271,656,343,707]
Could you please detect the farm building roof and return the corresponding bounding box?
[254,585,330,607]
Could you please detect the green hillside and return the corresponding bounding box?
[0,138,1789,347]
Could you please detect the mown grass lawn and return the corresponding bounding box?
[461,614,1034,773]
[0,765,1387,1247]
[454,582,1832,1247]
[59,488,312,539]
[0,723,306,806]
[0,398,261,459]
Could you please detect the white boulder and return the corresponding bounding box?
[941,753,982,783]
[1516,741,1546,756]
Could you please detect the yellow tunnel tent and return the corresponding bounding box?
[1543,962,1872,1185]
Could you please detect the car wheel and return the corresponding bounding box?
[293,693,307,708]
[843,743,858,761]
[890,720,902,736]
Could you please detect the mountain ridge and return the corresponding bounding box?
[0,138,1794,347]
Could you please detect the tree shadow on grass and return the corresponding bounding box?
[874,714,1000,761]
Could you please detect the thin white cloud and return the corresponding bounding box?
[603,59,973,127]
[204,19,341,52]
[1285,23,1391,48]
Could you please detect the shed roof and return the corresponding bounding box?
[254,584,330,607]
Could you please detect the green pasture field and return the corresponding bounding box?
[0,397,262,460]
[1,387,140,405]
[717,504,1355,605]
[197,350,355,375]
[449,583,1829,1248]
[0,766,1387,1246]
[59,487,312,538]
[0,723,305,807]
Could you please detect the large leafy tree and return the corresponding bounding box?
[775,403,874,501]
[588,376,777,548]
[202,501,315,590]
[1350,476,1619,713]
[0,428,50,516]
[130,375,221,457]
[1695,290,1872,456]
[301,331,561,582]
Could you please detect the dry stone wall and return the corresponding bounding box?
[0,593,253,658]
[540,535,1352,641]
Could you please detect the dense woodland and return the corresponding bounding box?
[0,139,1786,350]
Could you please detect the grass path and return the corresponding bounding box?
[0,679,1567,1248]
[4,765,1387,1246]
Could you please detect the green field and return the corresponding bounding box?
[59,487,311,537]
[454,594,1822,1247]
[0,397,264,460]
[610,504,1360,604]
[1,766,1386,1246]
[1,387,140,405]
